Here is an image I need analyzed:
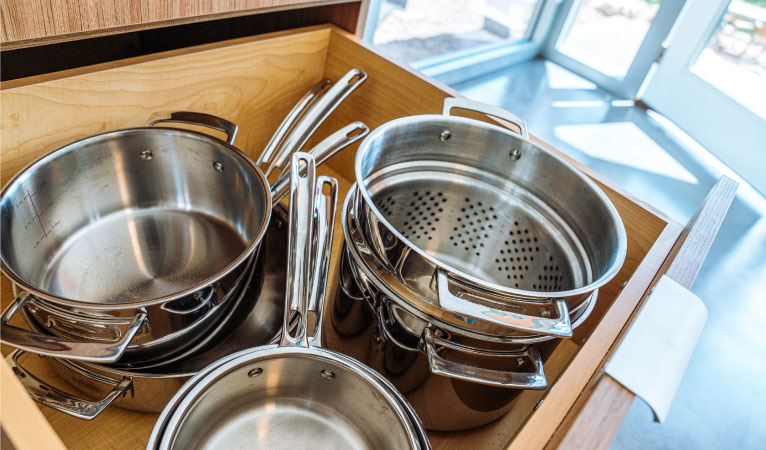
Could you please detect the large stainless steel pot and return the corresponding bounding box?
[6,205,291,419]
[352,97,626,339]
[324,188,598,430]
[151,154,428,450]
[1,71,368,366]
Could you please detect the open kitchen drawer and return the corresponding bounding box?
[0,24,716,449]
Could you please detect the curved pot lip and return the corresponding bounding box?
[1,127,272,310]
[353,114,628,299]
[153,345,421,450]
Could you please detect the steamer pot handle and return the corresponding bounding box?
[0,293,148,363]
[422,328,546,389]
[264,69,368,177]
[280,153,317,348]
[149,111,238,145]
[7,350,133,420]
[270,122,368,204]
[442,97,528,139]
[436,270,573,338]
[307,176,338,348]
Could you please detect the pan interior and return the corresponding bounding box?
[170,353,414,450]
[0,129,270,304]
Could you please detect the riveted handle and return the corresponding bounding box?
[443,97,528,138]
[1,293,147,363]
[422,328,546,389]
[8,351,133,419]
[436,270,572,338]
[149,111,238,145]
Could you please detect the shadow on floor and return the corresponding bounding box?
[452,58,766,450]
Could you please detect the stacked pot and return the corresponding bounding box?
[324,98,628,430]
[1,70,371,418]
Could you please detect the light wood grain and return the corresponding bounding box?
[0,356,67,450]
[0,0,366,49]
[0,25,684,450]
[550,176,739,450]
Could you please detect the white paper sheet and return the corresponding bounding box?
[604,275,708,422]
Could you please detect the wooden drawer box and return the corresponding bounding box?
[1,25,684,450]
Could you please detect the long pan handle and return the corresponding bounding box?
[280,153,316,348]
[307,176,338,348]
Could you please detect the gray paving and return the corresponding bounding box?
[452,58,766,450]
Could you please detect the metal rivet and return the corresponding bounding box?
[213,161,224,172]
[517,357,525,367]
[541,308,551,318]
[248,368,263,377]
[510,148,521,160]
[439,130,451,141]
[140,150,153,160]
[320,369,335,379]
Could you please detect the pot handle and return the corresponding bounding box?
[281,153,317,348]
[7,350,133,420]
[1,292,148,363]
[442,97,528,139]
[307,175,338,348]
[149,111,239,145]
[422,328,547,389]
[258,79,332,166]
[263,69,368,177]
[436,270,573,338]
[270,122,368,204]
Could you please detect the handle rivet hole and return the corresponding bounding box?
[510,149,521,160]
[439,130,451,141]
[213,161,224,172]
[140,150,153,160]
[320,369,335,379]
[248,368,263,378]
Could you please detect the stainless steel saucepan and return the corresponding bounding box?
[150,153,429,450]
[1,70,368,366]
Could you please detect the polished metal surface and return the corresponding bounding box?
[9,207,291,418]
[1,126,268,306]
[352,98,627,337]
[344,187,596,343]
[152,158,426,449]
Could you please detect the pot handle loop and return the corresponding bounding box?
[270,122,369,204]
[280,153,317,348]
[442,97,528,139]
[0,292,148,363]
[436,270,573,338]
[7,350,133,420]
[307,175,338,348]
[263,69,368,177]
[149,111,238,145]
[422,328,547,389]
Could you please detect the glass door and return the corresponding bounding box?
[543,0,685,98]
[642,0,766,194]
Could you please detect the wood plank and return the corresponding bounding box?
[550,176,739,450]
[0,0,365,49]
[0,357,66,450]
[0,27,332,186]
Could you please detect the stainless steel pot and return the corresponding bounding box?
[151,154,428,450]
[1,71,368,365]
[352,97,626,339]
[324,190,598,430]
[5,205,292,420]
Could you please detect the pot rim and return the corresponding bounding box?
[154,345,422,450]
[353,113,628,299]
[1,127,272,310]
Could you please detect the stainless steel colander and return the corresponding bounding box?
[353,98,627,338]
